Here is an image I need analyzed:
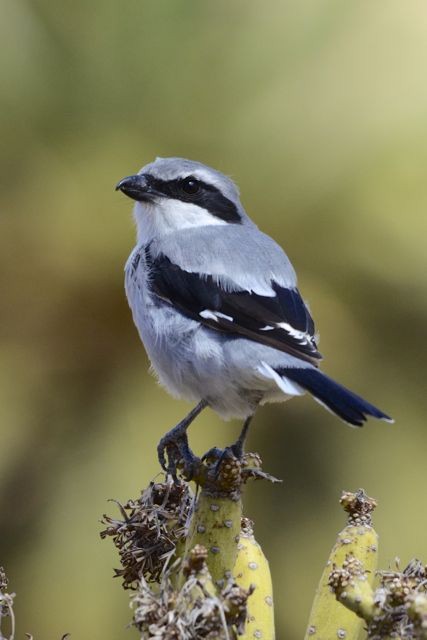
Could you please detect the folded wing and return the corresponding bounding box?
[145,247,321,365]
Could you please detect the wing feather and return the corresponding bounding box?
[146,248,321,365]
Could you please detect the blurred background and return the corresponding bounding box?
[1,1,426,637]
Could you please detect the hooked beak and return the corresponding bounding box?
[115,174,154,202]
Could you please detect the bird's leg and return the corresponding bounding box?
[157,399,208,479]
[202,414,255,479]
[230,414,254,459]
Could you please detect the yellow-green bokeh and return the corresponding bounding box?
[1,2,426,638]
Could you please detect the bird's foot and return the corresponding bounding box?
[201,446,232,479]
[230,439,245,459]
[202,441,244,472]
[202,446,281,486]
[157,424,200,481]
[157,400,208,481]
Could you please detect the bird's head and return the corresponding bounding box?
[116,157,247,240]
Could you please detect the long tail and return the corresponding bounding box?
[277,366,393,427]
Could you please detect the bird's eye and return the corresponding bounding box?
[181,177,200,195]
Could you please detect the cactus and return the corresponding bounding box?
[233,517,275,640]
[179,451,243,587]
[304,489,379,640]
[330,557,427,639]
[101,446,279,638]
[101,455,427,639]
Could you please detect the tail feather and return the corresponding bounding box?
[278,367,393,427]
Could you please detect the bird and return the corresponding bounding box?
[116,157,392,475]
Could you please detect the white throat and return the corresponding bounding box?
[133,198,227,243]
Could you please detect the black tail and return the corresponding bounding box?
[279,367,393,427]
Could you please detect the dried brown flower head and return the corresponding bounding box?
[132,548,252,639]
[100,480,193,588]
[340,489,377,527]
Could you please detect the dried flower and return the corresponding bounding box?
[132,548,252,639]
[101,480,193,588]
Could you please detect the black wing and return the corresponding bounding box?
[146,249,321,365]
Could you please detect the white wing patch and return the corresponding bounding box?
[200,309,234,322]
[261,322,314,345]
[276,322,313,344]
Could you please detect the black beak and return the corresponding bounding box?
[115,174,154,202]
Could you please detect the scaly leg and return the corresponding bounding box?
[230,414,254,458]
[202,414,255,475]
[157,400,208,479]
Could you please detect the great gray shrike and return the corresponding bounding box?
[116,157,392,474]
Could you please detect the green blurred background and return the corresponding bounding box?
[1,1,426,637]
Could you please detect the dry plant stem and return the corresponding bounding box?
[305,489,378,640]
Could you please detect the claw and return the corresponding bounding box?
[156,400,208,480]
[201,446,242,482]
[157,426,199,481]
[230,441,244,459]
[201,446,224,463]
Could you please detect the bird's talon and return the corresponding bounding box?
[157,427,199,481]
[230,442,244,460]
[201,446,224,462]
